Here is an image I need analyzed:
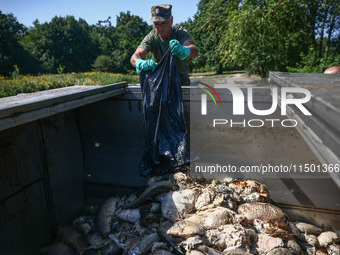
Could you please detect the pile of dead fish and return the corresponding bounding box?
[40,172,340,255]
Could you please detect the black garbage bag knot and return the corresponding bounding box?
[139,49,189,177]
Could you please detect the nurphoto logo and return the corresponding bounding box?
[199,83,312,128]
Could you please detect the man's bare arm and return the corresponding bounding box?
[183,40,198,58]
[130,48,148,67]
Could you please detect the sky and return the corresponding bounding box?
[1,0,200,27]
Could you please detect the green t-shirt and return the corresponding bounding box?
[138,25,192,78]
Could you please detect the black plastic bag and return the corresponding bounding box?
[139,49,190,177]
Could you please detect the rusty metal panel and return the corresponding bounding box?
[40,110,84,225]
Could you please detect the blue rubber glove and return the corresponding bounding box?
[169,39,191,60]
[135,59,158,74]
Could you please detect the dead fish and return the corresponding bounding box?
[212,193,236,210]
[327,244,340,255]
[237,202,287,227]
[73,215,95,227]
[253,219,293,240]
[152,250,174,255]
[157,221,182,253]
[206,224,250,252]
[254,233,284,254]
[317,231,340,247]
[266,247,295,255]
[195,188,215,210]
[97,197,119,237]
[108,221,145,250]
[80,223,93,236]
[40,242,77,255]
[151,242,173,255]
[150,202,161,213]
[173,172,190,187]
[142,212,162,228]
[127,232,161,255]
[242,192,269,203]
[153,193,168,203]
[99,241,121,255]
[108,234,126,250]
[167,220,204,238]
[287,222,301,237]
[57,225,88,254]
[115,208,141,224]
[244,227,258,246]
[196,245,222,255]
[229,180,270,202]
[304,234,319,247]
[214,182,232,194]
[125,181,173,209]
[186,207,236,230]
[86,230,104,247]
[286,239,303,255]
[162,189,198,222]
[180,235,208,251]
[223,248,253,255]
[315,249,329,255]
[186,250,205,255]
[294,222,323,235]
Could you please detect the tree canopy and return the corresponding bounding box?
[0,1,339,77]
[184,0,340,77]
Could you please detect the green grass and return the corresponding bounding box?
[0,72,139,98]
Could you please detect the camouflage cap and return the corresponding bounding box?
[150,4,172,22]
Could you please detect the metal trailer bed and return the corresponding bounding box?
[0,73,339,254]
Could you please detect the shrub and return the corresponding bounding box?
[92,55,116,72]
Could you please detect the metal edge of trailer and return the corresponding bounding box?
[269,72,340,188]
[0,82,128,132]
[269,71,340,134]
[124,85,274,103]
[277,203,340,232]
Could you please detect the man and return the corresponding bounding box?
[130,4,198,85]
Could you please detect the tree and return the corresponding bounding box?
[91,17,117,56]
[92,55,116,72]
[0,11,34,75]
[184,0,241,73]
[113,11,152,73]
[24,16,98,73]
[199,0,310,77]
[89,12,152,73]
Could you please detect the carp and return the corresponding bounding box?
[96,197,119,238]
[162,189,198,222]
[237,202,287,227]
[57,226,88,254]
